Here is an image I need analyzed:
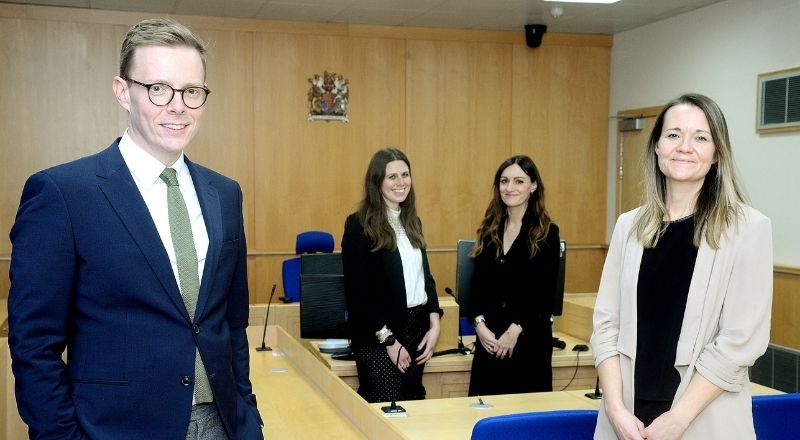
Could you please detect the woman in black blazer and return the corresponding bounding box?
[342,147,442,404]
[468,155,561,396]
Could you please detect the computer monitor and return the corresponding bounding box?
[455,240,476,318]
[299,254,350,353]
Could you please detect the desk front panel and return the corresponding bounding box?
[311,331,597,399]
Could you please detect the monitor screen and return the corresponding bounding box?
[455,240,476,318]
[299,253,350,340]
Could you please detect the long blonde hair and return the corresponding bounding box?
[634,93,747,249]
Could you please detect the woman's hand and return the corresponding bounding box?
[475,323,498,354]
[386,341,412,373]
[606,400,646,440]
[494,324,521,359]
[415,313,441,365]
[642,410,690,440]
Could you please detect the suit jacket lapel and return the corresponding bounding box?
[95,142,188,316]
[187,158,221,320]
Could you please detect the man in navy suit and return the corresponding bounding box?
[8,18,263,439]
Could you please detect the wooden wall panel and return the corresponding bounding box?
[0,18,126,255]
[771,268,800,350]
[252,33,407,252]
[566,247,606,293]
[405,40,513,247]
[0,261,7,307]
[187,29,256,242]
[511,44,610,245]
[0,4,614,304]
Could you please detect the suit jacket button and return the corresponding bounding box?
[181,375,192,386]
[193,324,200,334]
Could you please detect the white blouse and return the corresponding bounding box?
[386,208,427,307]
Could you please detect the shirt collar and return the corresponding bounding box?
[118,129,189,187]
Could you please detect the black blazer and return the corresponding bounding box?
[341,213,442,346]
[469,220,560,336]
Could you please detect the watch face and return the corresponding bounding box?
[383,335,396,346]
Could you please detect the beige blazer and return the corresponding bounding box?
[591,206,773,439]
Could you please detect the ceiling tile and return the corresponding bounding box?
[173,0,266,18]
[0,0,730,35]
[255,2,346,22]
[90,0,177,14]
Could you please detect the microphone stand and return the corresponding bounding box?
[585,377,603,400]
[381,345,407,415]
[256,284,277,352]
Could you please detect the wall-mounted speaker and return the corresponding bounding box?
[524,24,548,48]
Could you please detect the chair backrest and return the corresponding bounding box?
[281,258,302,302]
[752,393,800,439]
[296,231,334,254]
[471,409,598,440]
[281,231,335,302]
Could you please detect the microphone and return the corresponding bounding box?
[381,345,407,416]
[443,287,472,356]
[256,284,277,352]
[585,377,603,400]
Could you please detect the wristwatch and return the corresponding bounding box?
[380,335,397,346]
[474,315,486,327]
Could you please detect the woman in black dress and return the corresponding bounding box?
[468,155,560,396]
[342,147,443,403]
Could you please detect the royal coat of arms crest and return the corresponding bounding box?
[307,71,349,122]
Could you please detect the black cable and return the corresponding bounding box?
[559,351,581,391]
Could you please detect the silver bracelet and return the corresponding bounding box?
[375,326,393,343]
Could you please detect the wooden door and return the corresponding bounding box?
[616,106,662,216]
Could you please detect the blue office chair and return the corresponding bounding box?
[281,231,335,302]
[752,393,800,439]
[471,409,598,440]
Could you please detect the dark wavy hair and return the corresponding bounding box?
[472,155,552,258]
[356,147,426,251]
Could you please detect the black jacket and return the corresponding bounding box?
[341,213,442,346]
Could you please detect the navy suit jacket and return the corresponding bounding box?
[8,140,263,439]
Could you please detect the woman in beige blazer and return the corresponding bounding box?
[591,93,772,439]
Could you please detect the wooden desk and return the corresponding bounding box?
[309,331,597,398]
[376,382,784,440]
[247,325,406,439]
[247,326,368,438]
[249,297,460,354]
[553,293,596,343]
[372,390,598,439]
[564,382,783,410]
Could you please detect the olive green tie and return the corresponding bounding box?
[160,168,212,404]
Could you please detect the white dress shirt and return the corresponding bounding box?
[118,130,209,295]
